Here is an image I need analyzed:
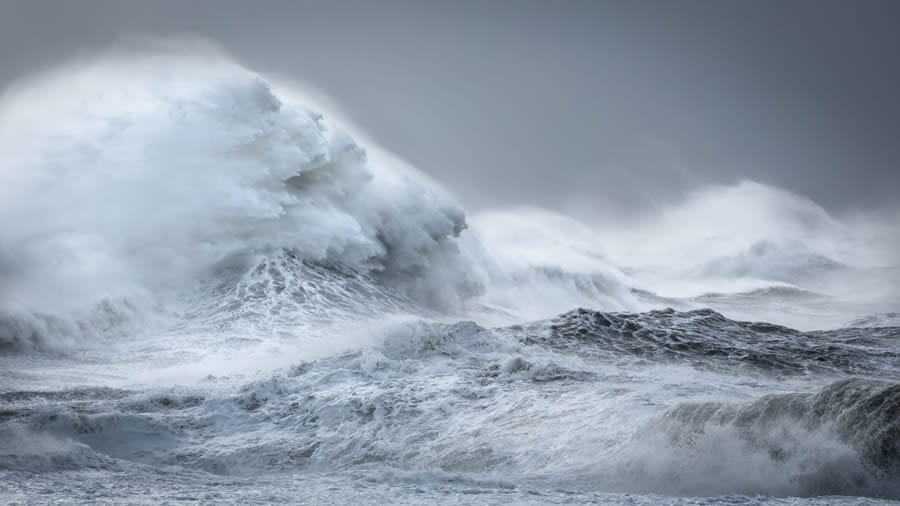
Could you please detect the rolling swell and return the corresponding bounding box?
[542,307,900,377]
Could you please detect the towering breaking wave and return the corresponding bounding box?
[1,43,899,504]
[0,46,487,352]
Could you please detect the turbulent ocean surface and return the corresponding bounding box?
[1,47,899,505]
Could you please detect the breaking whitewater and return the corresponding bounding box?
[2,47,899,505]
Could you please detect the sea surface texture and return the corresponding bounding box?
[1,49,898,505]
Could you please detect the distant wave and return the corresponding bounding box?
[693,285,828,301]
[848,313,900,328]
[692,239,851,284]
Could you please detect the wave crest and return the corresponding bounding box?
[0,48,483,351]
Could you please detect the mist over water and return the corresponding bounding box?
[1,44,898,505]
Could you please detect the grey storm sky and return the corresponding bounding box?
[1,0,898,218]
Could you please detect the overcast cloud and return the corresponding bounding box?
[1,0,898,219]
